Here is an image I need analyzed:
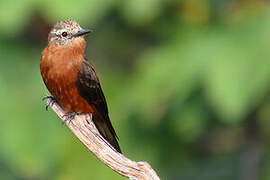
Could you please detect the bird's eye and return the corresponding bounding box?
[62,32,68,37]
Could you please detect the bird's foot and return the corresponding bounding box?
[62,112,78,124]
[42,95,57,110]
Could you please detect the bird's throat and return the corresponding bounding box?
[48,38,86,57]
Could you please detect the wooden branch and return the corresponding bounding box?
[46,97,160,180]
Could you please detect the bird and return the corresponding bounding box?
[40,20,121,153]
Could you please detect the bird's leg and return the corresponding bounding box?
[62,112,79,124]
[42,95,57,110]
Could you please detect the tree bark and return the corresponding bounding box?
[45,97,160,180]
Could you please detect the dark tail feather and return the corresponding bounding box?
[92,114,122,153]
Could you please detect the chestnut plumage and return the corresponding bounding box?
[40,20,121,153]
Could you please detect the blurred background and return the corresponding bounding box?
[0,0,270,179]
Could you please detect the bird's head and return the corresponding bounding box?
[48,20,92,46]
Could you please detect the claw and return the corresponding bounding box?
[42,95,53,101]
[62,112,78,124]
[42,95,56,110]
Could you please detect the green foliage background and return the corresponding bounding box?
[0,0,270,179]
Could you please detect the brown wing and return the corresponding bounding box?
[76,59,121,153]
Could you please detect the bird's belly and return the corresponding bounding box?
[56,83,94,113]
[44,68,94,113]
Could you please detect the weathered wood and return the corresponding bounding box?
[46,97,160,180]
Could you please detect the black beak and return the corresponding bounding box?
[73,29,92,37]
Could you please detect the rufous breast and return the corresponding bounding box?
[40,38,94,113]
